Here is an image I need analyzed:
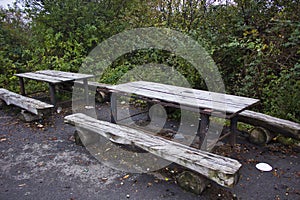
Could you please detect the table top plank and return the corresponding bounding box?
[15,70,94,84]
[126,81,259,107]
[15,72,70,83]
[108,84,254,114]
[108,81,260,115]
[36,70,94,80]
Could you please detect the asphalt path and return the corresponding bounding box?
[0,103,299,200]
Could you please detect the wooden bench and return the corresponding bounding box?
[73,81,111,102]
[238,110,300,140]
[74,81,110,90]
[64,113,242,188]
[0,88,53,116]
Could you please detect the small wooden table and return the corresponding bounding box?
[15,70,94,105]
[108,81,260,147]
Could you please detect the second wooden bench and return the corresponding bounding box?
[64,113,242,188]
[238,110,300,140]
[0,88,53,116]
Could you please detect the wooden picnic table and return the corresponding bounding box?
[15,70,94,106]
[108,81,260,147]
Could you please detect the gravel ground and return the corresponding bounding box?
[0,103,299,200]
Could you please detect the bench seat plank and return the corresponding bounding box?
[73,81,111,89]
[64,113,242,188]
[0,88,53,115]
[238,110,300,140]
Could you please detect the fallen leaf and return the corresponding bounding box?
[68,136,75,142]
[123,174,130,179]
[57,107,62,113]
[82,169,89,173]
[101,177,108,182]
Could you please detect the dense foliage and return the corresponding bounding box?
[0,0,299,122]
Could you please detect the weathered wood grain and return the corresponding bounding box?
[15,72,70,83]
[108,81,259,115]
[15,70,94,84]
[0,88,53,115]
[238,110,300,140]
[37,70,94,80]
[74,81,111,89]
[15,70,94,105]
[109,84,247,114]
[128,81,259,107]
[64,113,242,188]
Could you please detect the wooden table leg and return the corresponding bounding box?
[230,116,238,146]
[146,102,152,121]
[83,78,89,105]
[110,93,117,123]
[18,77,25,95]
[49,83,56,106]
[199,113,210,150]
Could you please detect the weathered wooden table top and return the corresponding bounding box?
[108,81,259,117]
[15,70,94,84]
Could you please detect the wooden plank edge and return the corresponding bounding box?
[238,110,300,139]
[0,89,54,115]
[64,113,241,188]
[73,81,111,89]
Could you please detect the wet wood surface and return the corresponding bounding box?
[15,70,94,84]
[239,110,300,140]
[65,113,242,188]
[0,88,53,115]
[15,70,94,105]
[108,81,259,116]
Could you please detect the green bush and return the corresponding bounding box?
[262,64,300,123]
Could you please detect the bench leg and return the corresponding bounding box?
[83,78,89,105]
[230,116,238,146]
[198,113,210,150]
[110,93,117,123]
[146,102,152,121]
[49,83,56,106]
[19,77,25,95]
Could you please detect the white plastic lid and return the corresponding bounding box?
[256,163,273,172]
